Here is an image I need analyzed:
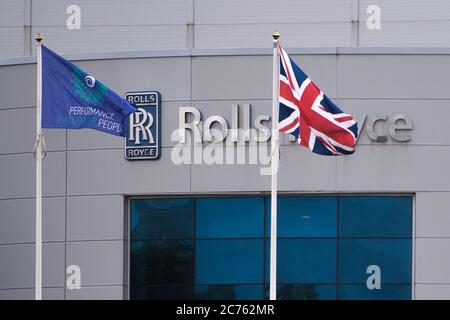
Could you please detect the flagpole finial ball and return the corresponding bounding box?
[35,33,43,44]
[272,31,280,41]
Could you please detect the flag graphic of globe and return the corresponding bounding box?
[72,65,108,105]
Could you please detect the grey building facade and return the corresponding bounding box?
[2,0,450,59]
[1,0,450,300]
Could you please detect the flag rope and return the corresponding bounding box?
[33,133,46,159]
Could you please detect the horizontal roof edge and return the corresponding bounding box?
[2,47,450,66]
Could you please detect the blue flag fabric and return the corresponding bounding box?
[41,45,136,137]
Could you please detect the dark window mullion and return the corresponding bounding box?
[193,197,197,287]
[336,195,340,300]
[263,195,267,300]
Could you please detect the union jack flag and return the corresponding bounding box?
[278,45,358,155]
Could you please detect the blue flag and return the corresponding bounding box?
[41,45,136,137]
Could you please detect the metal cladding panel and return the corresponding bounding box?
[195,0,353,24]
[0,288,64,300]
[415,285,450,300]
[66,241,125,286]
[32,0,188,26]
[360,21,450,47]
[416,239,450,284]
[338,55,450,99]
[0,108,66,154]
[416,193,450,238]
[337,145,450,192]
[30,26,188,55]
[0,64,35,109]
[359,0,450,21]
[192,55,337,100]
[195,23,353,49]
[65,286,124,300]
[67,149,190,196]
[0,243,65,289]
[0,0,25,27]
[0,28,25,58]
[0,197,65,244]
[0,152,66,199]
[67,195,124,241]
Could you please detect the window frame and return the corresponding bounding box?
[126,193,415,300]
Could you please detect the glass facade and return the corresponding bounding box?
[130,195,412,300]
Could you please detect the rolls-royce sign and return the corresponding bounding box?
[125,91,161,160]
[124,98,414,161]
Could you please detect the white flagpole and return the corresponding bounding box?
[269,31,280,301]
[35,33,43,301]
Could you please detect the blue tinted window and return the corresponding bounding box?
[131,198,194,239]
[196,197,264,238]
[132,285,264,300]
[196,285,263,300]
[196,239,263,284]
[339,285,411,300]
[339,196,412,237]
[130,195,413,300]
[130,240,194,286]
[267,239,337,283]
[266,196,337,237]
[339,239,412,284]
[265,284,336,300]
